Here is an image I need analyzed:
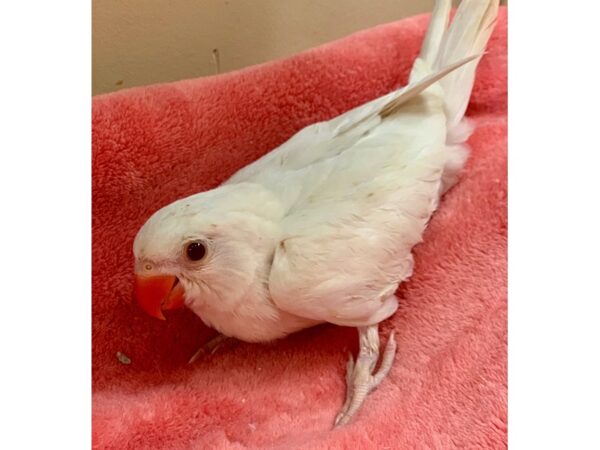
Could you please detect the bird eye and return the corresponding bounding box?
[185,241,207,262]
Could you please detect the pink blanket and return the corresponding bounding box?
[93,9,507,449]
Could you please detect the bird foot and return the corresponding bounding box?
[188,334,231,364]
[334,328,396,427]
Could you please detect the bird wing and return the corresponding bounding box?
[267,83,450,327]
[225,57,477,198]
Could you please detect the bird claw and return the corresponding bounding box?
[334,331,396,427]
[188,334,230,364]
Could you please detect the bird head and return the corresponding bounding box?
[132,183,282,320]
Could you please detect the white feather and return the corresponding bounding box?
[133,0,499,342]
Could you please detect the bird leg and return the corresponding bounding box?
[334,325,397,427]
[188,333,231,364]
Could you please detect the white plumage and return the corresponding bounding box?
[133,0,499,426]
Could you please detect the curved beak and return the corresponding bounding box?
[134,275,185,320]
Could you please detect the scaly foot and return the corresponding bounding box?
[188,334,231,364]
[334,326,397,427]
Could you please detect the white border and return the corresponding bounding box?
[509,1,600,448]
[0,1,91,447]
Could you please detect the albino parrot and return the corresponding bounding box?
[133,0,499,426]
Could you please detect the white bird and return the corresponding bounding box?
[133,0,499,427]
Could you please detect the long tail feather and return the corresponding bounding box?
[434,0,500,128]
[379,53,479,118]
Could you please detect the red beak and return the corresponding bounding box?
[134,275,185,320]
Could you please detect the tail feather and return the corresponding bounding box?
[379,54,479,119]
[434,0,500,128]
[419,0,452,66]
[416,0,499,194]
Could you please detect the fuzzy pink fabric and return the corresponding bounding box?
[92,8,507,449]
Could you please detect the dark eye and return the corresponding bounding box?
[185,241,207,261]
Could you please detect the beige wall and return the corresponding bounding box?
[93,0,505,96]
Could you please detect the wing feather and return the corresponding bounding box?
[268,95,448,326]
[226,56,476,188]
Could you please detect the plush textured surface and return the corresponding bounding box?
[92,8,507,449]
